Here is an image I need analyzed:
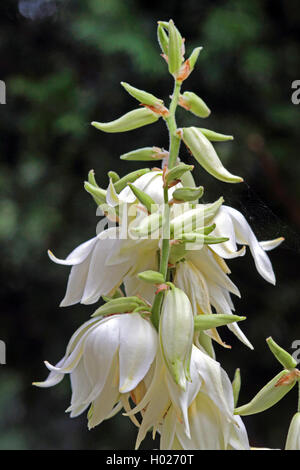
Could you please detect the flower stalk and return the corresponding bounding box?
[150,79,182,329]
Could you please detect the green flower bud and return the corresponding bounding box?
[179,233,229,244]
[194,314,246,331]
[165,163,194,186]
[202,197,224,224]
[92,107,159,133]
[266,337,298,370]
[108,171,120,183]
[92,296,146,317]
[106,178,119,206]
[285,412,300,450]
[232,368,241,407]
[120,146,168,161]
[199,128,234,142]
[88,169,98,187]
[157,23,169,56]
[128,183,158,213]
[187,47,203,72]
[84,181,107,206]
[138,270,165,284]
[180,92,211,118]
[170,197,223,236]
[131,211,162,237]
[121,82,164,107]
[114,168,150,193]
[181,127,243,183]
[194,223,216,235]
[168,20,183,77]
[172,186,204,202]
[234,370,298,416]
[160,287,194,390]
[180,169,196,188]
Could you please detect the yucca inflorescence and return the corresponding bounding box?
[34,20,300,450]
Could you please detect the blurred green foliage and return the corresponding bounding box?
[0,0,300,449]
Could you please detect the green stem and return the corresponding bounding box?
[298,380,300,413]
[150,80,182,329]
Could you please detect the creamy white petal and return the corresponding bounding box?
[44,322,98,375]
[223,206,276,284]
[118,171,161,204]
[175,261,212,315]
[193,347,234,424]
[83,317,120,403]
[81,237,132,304]
[48,237,97,266]
[259,237,284,251]
[189,248,240,297]
[33,356,66,388]
[60,257,92,306]
[118,314,157,393]
[88,355,120,429]
[176,393,224,450]
[159,406,177,450]
[227,416,250,450]
[165,347,203,439]
[67,359,93,417]
[208,282,253,349]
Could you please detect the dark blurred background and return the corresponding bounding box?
[0,0,300,450]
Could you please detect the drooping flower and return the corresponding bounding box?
[210,205,284,284]
[33,313,157,429]
[125,345,250,450]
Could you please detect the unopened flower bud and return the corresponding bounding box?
[181,127,243,183]
[194,313,246,331]
[199,128,234,142]
[92,107,159,133]
[114,168,150,193]
[120,147,168,161]
[170,197,223,236]
[160,287,194,390]
[92,296,147,317]
[266,337,298,370]
[168,20,184,77]
[235,369,298,416]
[179,233,229,245]
[84,181,107,206]
[172,186,204,202]
[179,91,211,118]
[285,412,300,450]
[232,368,241,407]
[121,82,164,108]
[187,46,203,71]
[157,23,169,56]
[138,270,165,284]
[88,169,98,186]
[128,183,158,213]
[108,171,120,183]
[165,163,194,186]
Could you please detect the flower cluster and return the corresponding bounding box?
[34,20,300,450]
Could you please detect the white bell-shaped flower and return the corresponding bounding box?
[33,313,157,429]
[125,345,249,450]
